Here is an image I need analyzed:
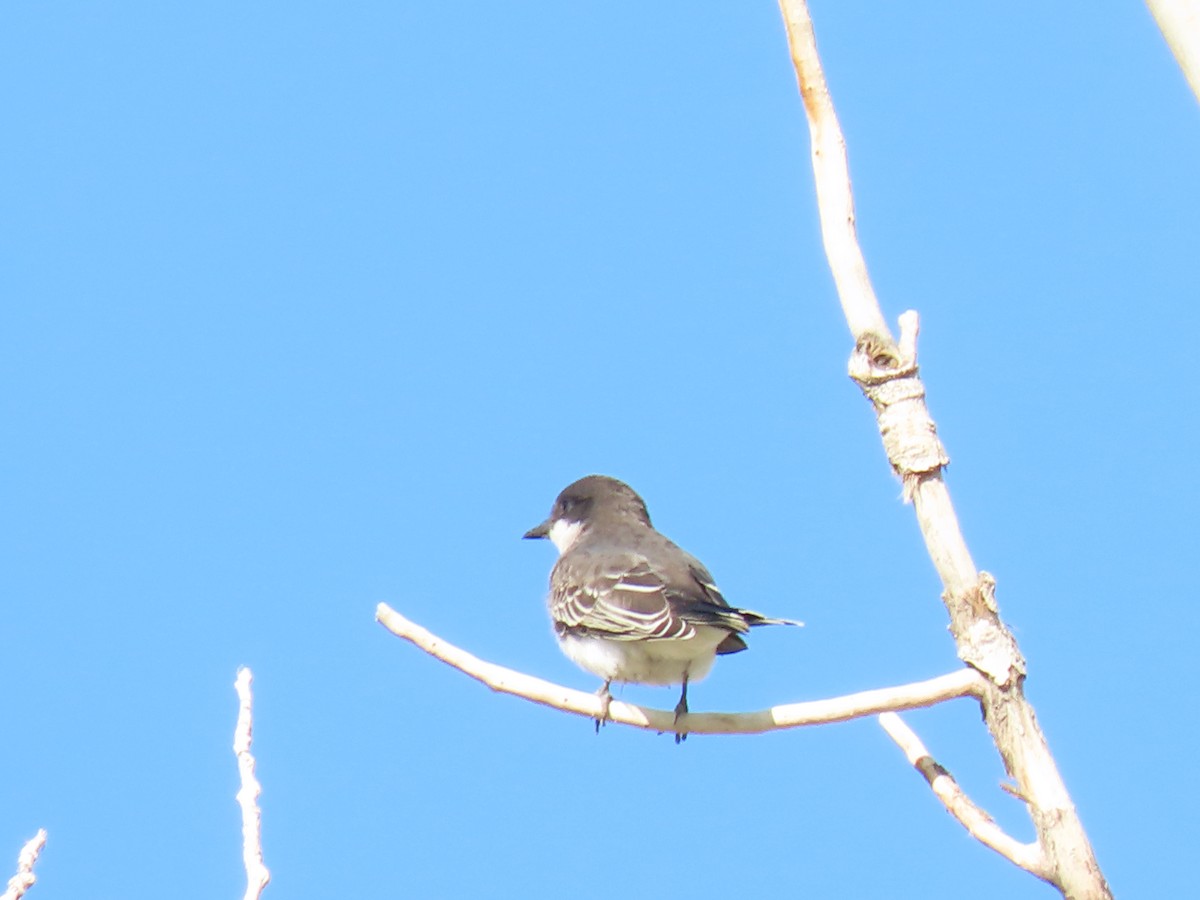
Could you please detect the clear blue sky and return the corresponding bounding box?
[4,3,1197,898]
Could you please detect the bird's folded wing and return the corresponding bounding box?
[551,553,748,641]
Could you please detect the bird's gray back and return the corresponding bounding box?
[548,530,751,642]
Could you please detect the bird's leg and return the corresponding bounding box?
[673,676,689,744]
[594,681,612,734]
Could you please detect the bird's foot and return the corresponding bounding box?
[594,682,612,734]
[673,693,689,744]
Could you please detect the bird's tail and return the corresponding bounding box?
[740,609,804,628]
[715,610,802,655]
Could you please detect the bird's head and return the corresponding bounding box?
[523,475,652,555]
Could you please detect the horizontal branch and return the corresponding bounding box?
[376,603,984,736]
[879,712,1050,880]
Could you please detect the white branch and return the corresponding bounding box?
[879,713,1050,880]
[777,0,892,343]
[234,668,270,900]
[1,831,46,900]
[1146,0,1200,104]
[776,2,1111,896]
[376,603,983,735]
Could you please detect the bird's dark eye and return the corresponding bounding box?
[558,493,590,518]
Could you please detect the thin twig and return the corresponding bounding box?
[376,603,983,735]
[234,668,270,900]
[1,831,46,900]
[879,713,1049,879]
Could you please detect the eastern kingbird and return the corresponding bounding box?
[524,475,802,742]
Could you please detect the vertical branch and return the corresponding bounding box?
[1,831,46,900]
[776,2,1112,898]
[234,668,270,900]
[777,0,892,344]
[1146,0,1200,104]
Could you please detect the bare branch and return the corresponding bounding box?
[234,668,270,900]
[2,831,46,900]
[879,713,1050,880]
[1146,0,1200,104]
[376,603,983,735]
[776,1,1112,896]
[777,0,892,345]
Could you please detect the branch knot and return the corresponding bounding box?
[849,313,949,486]
[946,574,1026,687]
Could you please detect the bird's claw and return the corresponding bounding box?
[673,695,689,744]
[594,682,612,734]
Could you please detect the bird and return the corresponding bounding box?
[524,475,802,742]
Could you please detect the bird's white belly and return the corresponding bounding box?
[557,626,727,686]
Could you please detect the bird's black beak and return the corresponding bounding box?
[523,520,551,540]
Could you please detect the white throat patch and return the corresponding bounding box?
[547,519,584,555]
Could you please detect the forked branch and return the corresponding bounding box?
[880,713,1049,879]
[777,1,1111,897]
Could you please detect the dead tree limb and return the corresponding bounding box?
[777,2,1112,897]
[1146,0,1200,104]
[1,831,46,900]
[234,667,270,900]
